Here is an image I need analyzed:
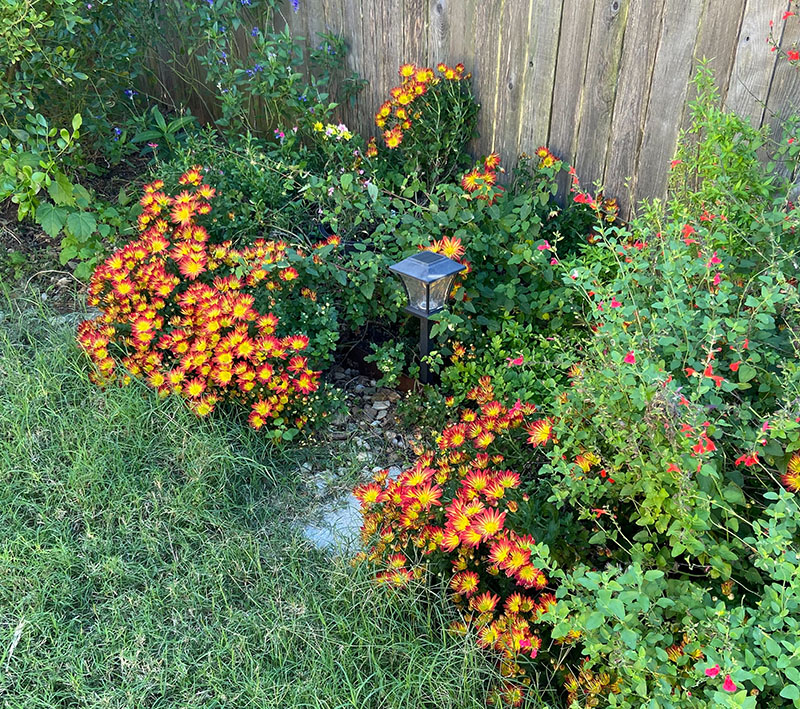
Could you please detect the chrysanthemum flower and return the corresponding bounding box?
[408,483,443,510]
[489,538,514,566]
[399,62,416,78]
[484,153,501,171]
[460,169,481,193]
[783,453,800,491]
[470,591,500,614]
[526,418,554,447]
[473,509,506,540]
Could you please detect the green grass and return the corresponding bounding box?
[0,306,511,708]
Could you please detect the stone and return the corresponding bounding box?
[303,493,363,552]
[372,400,390,411]
[376,409,388,420]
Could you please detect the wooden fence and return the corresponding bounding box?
[158,0,800,216]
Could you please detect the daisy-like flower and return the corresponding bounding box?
[399,62,416,78]
[450,571,480,597]
[287,334,309,351]
[484,152,501,171]
[488,537,514,566]
[515,564,546,589]
[461,169,481,193]
[472,508,506,540]
[439,235,465,260]
[470,591,500,614]
[408,483,443,510]
[526,418,554,447]
[783,453,800,492]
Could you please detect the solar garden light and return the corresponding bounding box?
[388,251,466,384]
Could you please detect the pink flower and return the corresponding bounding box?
[712,273,721,286]
[722,674,737,692]
[623,351,635,364]
[704,664,720,678]
[537,240,552,251]
[610,297,621,308]
[506,355,524,367]
[707,251,722,266]
[550,257,558,265]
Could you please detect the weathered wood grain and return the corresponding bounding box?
[337,0,364,131]
[573,0,630,192]
[549,0,595,196]
[471,1,505,151]
[605,0,666,214]
[515,0,563,162]
[725,0,787,127]
[764,6,800,178]
[403,0,428,66]
[492,0,534,161]
[634,0,704,207]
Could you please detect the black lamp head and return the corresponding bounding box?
[389,250,466,318]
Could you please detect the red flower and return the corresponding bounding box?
[734,452,758,467]
[722,675,737,692]
[623,351,636,364]
[704,664,720,678]
[789,49,800,61]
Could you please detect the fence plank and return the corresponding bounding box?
[573,0,631,191]
[634,0,704,207]
[549,0,595,196]
[403,0,428,66]
[605,0,666,215]
[338,0,365,131]
[764,11,800,178]
[515,0,563,163]
[471,2,505,151]
[492,0,535,161]
[725,0,787,127]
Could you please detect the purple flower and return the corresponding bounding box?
[204,0,213,5]
[112,126,122,141]
[251,26,259,36]
[241,0,251,4]
[291,0,299,11]
[124,88,137,99]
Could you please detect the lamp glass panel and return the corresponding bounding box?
[427,274,455,312]
[400,274,429,313]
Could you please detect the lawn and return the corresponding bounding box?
[0,304,508,708]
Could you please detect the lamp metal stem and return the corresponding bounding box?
[418,316,431,385]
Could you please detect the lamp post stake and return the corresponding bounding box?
[418,316,431,384]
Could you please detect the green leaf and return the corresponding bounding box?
[607,598,626,620]
[35,203,67,238]
[152,106,167,132]
[780,685,800,701]
[71,113,82,132]
[47,172,74,206]
[738,364,757,383]
[585,612,604,631]
[340,173,353,191]
[66,211,97,240]
[367,181,379,202]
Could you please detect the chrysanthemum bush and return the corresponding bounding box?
[78,166,343,438]
[373,61,478,187]
[354,377,563,706]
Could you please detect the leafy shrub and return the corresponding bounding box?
[78,167,341,439]
[355,69,800,707]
